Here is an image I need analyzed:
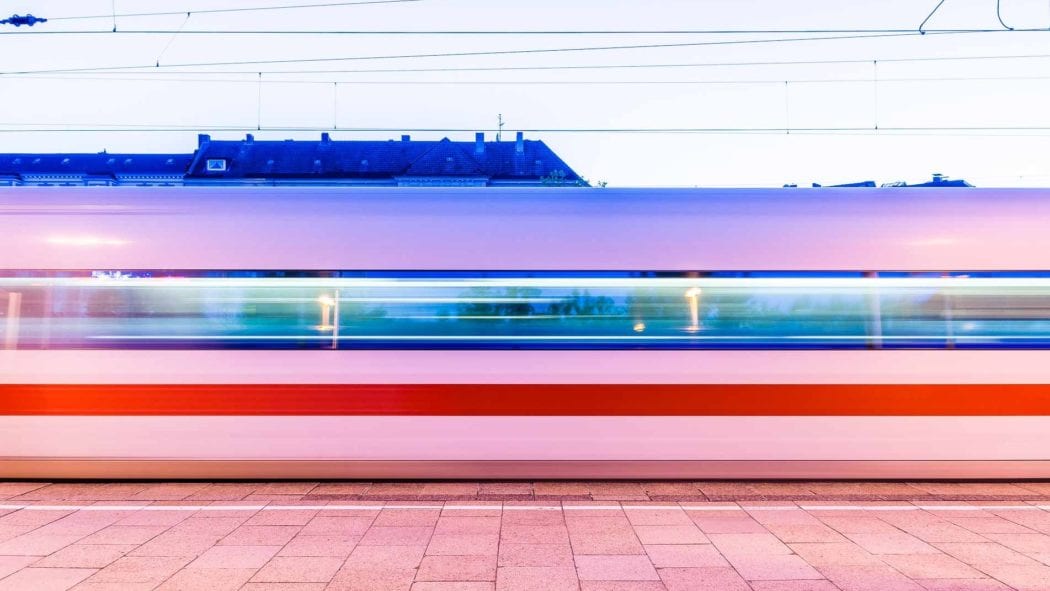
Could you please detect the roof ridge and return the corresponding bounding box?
[403,137,484,176]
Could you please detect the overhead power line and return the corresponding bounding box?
[3,50,1047,77]
[0,30,1034,75]
[3,27,1046,35]
[4,125,1050,136]
[997,0,1014,30]
[9,74,1050,86]
[45,0,424,21]
[919,0,949,34]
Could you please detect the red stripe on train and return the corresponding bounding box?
[2,384,1050,415]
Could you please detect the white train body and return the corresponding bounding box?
[1,186,1049,479]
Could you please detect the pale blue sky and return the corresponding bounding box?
[2,0,1050,186]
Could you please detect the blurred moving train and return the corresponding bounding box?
[2,186,1050,479]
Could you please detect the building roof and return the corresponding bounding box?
[0,132,585,186]
[0,153,191,177]
[185,133,584,183]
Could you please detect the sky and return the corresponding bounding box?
[1,0,1050,187]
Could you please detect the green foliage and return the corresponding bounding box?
[456,286,542,318]
[548,289,620,318]
[540,170,568,185]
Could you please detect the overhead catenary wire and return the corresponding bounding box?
[1,29,1040,76]
[919,0,949,34]
[997,0,1014,30]
[0,32,931,75]
[3,27,1049,35]
[7,74,1050,86]
[153,13,191,66]
[4,49,1045,79]
[46,0,425,21]
[4,125,1050,135]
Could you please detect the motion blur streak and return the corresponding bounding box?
[3,271,1050,349]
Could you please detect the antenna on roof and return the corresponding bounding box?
[497,114,504,142]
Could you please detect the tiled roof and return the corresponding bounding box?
[0,133,585,185]
[403,139,485,177]
[186,133,584,182]
[0,153,190,176]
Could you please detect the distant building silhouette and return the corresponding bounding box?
[0,132,587,187]
[800,173,974,188]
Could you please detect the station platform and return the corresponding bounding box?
[2,481,1050,590]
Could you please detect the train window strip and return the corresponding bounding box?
[3,270,1050,350]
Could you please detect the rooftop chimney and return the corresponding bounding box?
[401,134,411,142]
[245,133,254,144]
[197,133,211,147]
[475,132,485,155]
[321,132,331,143]
[515,131,524,154]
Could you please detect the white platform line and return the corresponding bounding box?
[0,503,1045,512]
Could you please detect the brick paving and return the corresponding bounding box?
[1,482,1050,589]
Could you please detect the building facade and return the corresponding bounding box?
[0,132,587,187]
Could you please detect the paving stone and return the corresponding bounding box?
[724,554,824,581]
[657,566,751,591]
[187,544,281,569]
[633,526,709,545]
[218,525,302,546]
[251,556,345,583]
[915,579,1014,590]
[278,534,360,557]
[879,553,984,579]
[575,554,660,581]
[329,566,416,590]
[343,544,426,569]
[359,526,434,546]
[155,567,256,590]
[0,555,42,580]
[83,555,191,586]
[427,533,500,556]
[417,555,497,582]
[32,544,136,568]
[843,532,940,555]
[78,525,168,545]
[817,565,926,591]
[788,542,884,566]
[0,567,96,591]
[644,544,727,568]
[748,582,841,591]
[495,566,578,591]
[497,543,575,567]
[412,583,496,591]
